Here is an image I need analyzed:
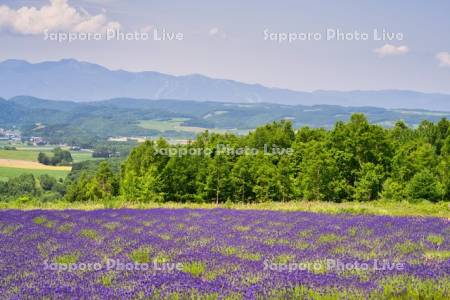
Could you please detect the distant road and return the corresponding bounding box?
[0,159,72,171]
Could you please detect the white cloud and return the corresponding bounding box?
[374,44,410,57]
[436,52,450,67]
[0,0,120,35]
[81,0,115,3]
[208,27,226,39]
[208,27,219,36]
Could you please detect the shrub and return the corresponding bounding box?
[407,170,444,202]
[381,179,408,201]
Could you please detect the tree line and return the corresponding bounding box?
[38,147,73,166]
[68,114,450,203]
[1,114,449,203]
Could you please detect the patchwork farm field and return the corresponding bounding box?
[0,158,71,181]
[138,118,247,136]
[0,148,96,180]
[0,149,53,161]
[0,149,95,163]
[0,209,448,299]
[0,166,69,182]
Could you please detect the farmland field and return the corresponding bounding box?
[138,118,242,135]
[69,151,99,163]
[0,166,69,181]
[0,149,53,162]
[0,209,448,299]
[0,149,95,163]
[0,148,96,180]
[0,159,71,170]
[138,118,198,132]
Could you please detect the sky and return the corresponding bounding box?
[0,0,449,93]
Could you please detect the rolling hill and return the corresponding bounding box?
[0,96,449,146]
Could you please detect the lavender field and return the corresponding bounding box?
[0,209,449,299]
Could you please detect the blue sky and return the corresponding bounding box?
[1,0,449,93]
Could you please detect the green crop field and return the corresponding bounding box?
[0,148,95,181]
[0,149,95,163]
[0,166,69,181]
[0,149,53,162]
[68,151,98,163]
[138,118,229,134]
[138,118,204,133]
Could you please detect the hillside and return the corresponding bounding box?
[0,96,449,146]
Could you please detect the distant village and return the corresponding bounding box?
[0,128,47,146]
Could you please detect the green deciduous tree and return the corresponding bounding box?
[354,163,385,201]
[407,169,444,202]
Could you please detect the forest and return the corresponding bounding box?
[2,96,450,147]
[1,114,449,204]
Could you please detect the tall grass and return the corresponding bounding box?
[0,199,448,218]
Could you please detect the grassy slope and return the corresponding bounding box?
[0,166,69,181]
[0,148,94,162]
[0,149,95,181]
[0,148,96,181]
[69,151,99,163]
[0,149,95,163]
[1,200,448,218]
[138,118,226,134]
[0,149,53,161]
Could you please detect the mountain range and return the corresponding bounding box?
[0,59,450,111]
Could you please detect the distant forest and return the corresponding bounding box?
[2,114,449,203]
[1,96,450,147]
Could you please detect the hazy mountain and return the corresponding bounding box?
[1,59,450,111]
